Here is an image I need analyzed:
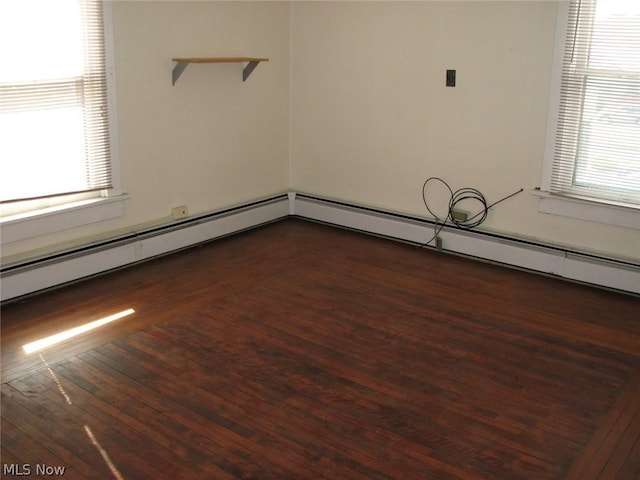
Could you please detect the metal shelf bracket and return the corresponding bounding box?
[171,57,269,85]
[242,60,261,82]
[172,61,189,86]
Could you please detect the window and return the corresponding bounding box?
[0,0,125,243]
[0,0,117,215]
[541,0,640,226]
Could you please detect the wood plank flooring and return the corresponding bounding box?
[1,218,639,479]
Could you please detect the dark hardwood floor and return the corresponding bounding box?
[1,218,639,479]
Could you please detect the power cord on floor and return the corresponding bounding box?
[420,177,523,248]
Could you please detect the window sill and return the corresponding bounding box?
[534,190,640,230]
[1,194,129,245]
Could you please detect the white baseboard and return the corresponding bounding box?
[292,193,640,295]
[2,192,638,302]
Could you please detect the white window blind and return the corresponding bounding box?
[547,0,640,206]
[0,0,112,204]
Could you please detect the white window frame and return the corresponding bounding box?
[538,0,640,230]
[0,2,127,246]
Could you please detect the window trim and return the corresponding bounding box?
[539,0,640,229]
[0,194,130,244]
[534,189,640,230]
[0,2,125,245]
[103,1,122,199]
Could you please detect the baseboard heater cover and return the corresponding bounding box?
[2,192,638,301]
[292,193,640,295]
[1,194,289,302]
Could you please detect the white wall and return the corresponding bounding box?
[2,1,290,259]
[290,1,639,261]
[115,1,290,215]
[3,1,638,265]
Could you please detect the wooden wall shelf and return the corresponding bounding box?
[171,57,269,85]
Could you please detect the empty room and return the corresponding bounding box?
[1,1,639,479]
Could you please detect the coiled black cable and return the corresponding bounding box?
[421,177,523,247]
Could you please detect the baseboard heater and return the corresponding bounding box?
[2,192,638,302]
[291,193,640,295]
[0,194,290,302]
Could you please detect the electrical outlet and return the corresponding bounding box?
[171,205,188,219]
[436,236,443,250]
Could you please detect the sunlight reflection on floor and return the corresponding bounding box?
[23,308,135,354]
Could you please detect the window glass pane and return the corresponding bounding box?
[575,77,640,197]
[589,0,640,72]
[0,106,86,201]
[0,0,112,205]
[548,0,640,205]
[0,0,83,82]
[573,0,640,200]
